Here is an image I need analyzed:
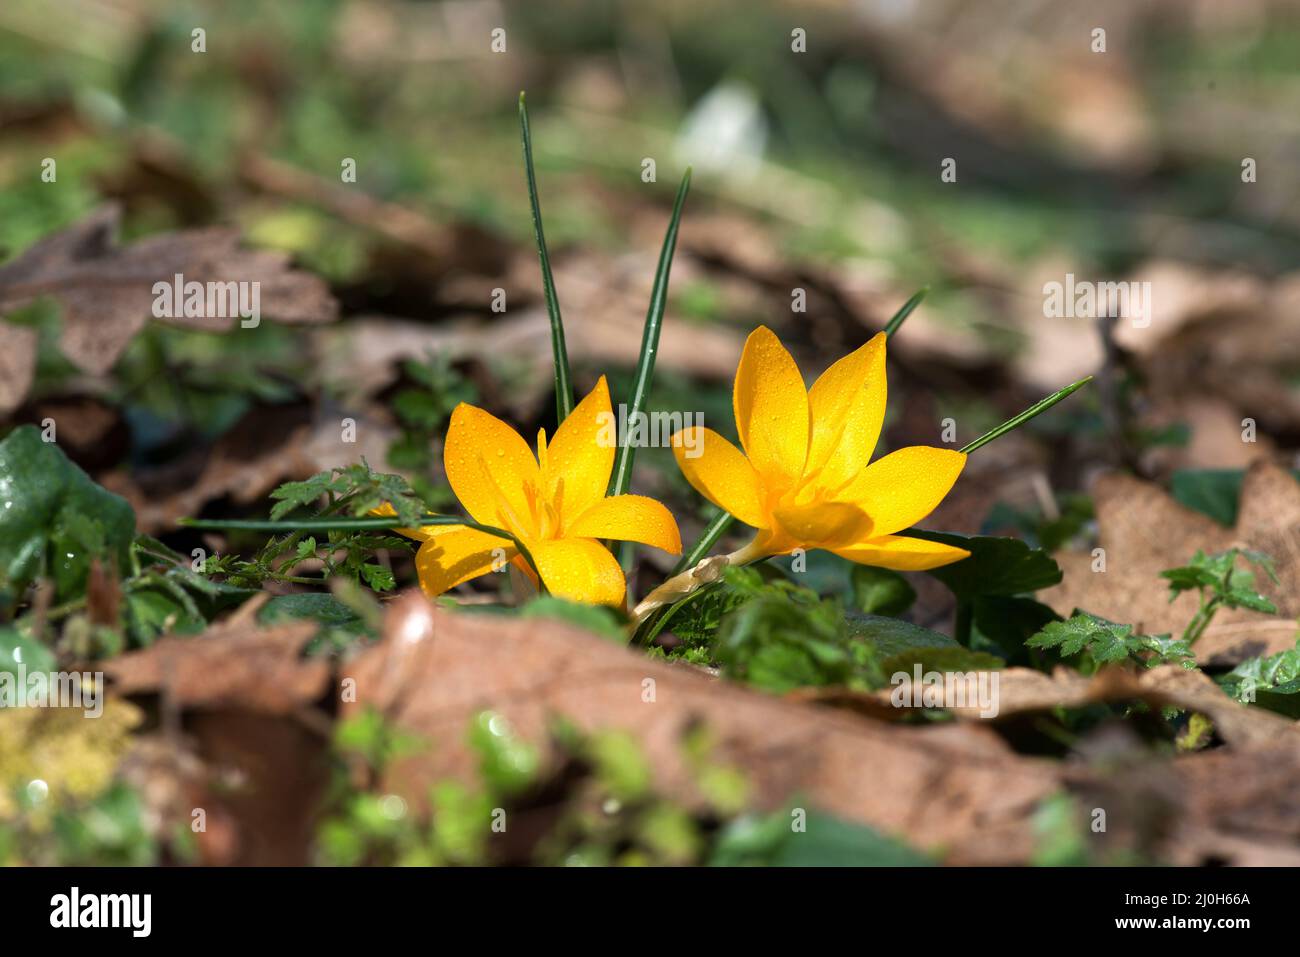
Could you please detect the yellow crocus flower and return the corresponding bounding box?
[389,376,681,606]
[671,325,970,571]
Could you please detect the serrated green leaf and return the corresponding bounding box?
[1029,612,1194,670]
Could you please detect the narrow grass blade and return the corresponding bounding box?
[629,508,735,643]
[181,514,546,595]
[959,376,1093,454]
[884,286,927,339]
[519,91,573,423]
[608,167,692,499]
[671,509,734,575]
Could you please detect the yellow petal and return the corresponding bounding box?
[545,376,616,524]
[529,538,626,606]
[671,426,768,529]
[413,525,516,597]
[567,494,682,554]
[443,402,541,534]
[733,326,809,489]
[772,500,873,549]
[831,534,970,571]
[837,446,966,536]
[369,503,434,542]
[806,333,886,491]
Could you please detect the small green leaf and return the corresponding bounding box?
[846,614,959,657]
[971,596,1061,666]
[258,593,367,636]
[904,530,1062,599]
[359,563,396,592]
[0,425,136,604]
[468,711,539,796]
[521,596,626,643]
[1170,469,1245,527]
[0,625,56,676]
[711,806,933,867]
[849,566,916,616]
[1218,639,1300,717]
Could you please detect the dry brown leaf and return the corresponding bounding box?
[1065,741,1300,866]
[103,618,329,715]
[0,204,338,409]
[100,406,319,534]
[340,591,1061,864]
[941,665,1299,748]
[1043,462,1300,665]
[0,321,37,413]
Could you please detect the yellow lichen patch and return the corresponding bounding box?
[0,696,142,827]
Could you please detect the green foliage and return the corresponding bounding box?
[906,530,1063,599]
[1161,548,1278,645]
[0,425,136,609]
[1027,612,1195,671]
[205,463,421,592]
[1162,548,1277,613]
[846,614,1001,674]
[982,493,1094,552]
[468,712,541,796]
[257,592,373,653]
[318,709,759,867]
[971,595,1061,666]
[0,624,56,677]
[1167,470,1300,528]
[710,806,933,866]
[1218,639,1300,718]
[0,782,157,867]
[386,355,476,505]
[1170,469,1246,527]
[1030,793,1091,867]
[849,565,916,616]
[712,567,884,693]
[520,596,627,643]
[117,562,256,648]
[269,462,427,525]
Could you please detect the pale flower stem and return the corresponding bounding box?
[630,537,767,624]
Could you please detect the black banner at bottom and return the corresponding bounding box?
[0,865,1280,942]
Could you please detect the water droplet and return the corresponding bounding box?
[27,779,49,803]
[379,794,407,820]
